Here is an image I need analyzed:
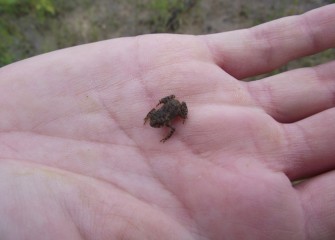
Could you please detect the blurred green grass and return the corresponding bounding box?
[0,0,55,15]
[0,0,334,73]
[0,0,56,65]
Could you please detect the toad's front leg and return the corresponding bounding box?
[160,124,175,143]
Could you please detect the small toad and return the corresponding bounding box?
[144,95,188,142]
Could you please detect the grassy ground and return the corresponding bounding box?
[0,0,334,77]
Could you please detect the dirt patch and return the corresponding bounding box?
[0,0,333,69]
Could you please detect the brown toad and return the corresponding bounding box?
[144,95,188,142]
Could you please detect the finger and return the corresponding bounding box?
[203,4,335,79]
[247,60,335,123]
[296,171,335,240]
[272,108,335,180]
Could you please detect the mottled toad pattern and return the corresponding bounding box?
[144,95,188,142]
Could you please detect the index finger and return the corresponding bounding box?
[203,4,335,79]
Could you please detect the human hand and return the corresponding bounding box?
[0,4,334,240]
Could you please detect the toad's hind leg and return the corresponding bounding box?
[156,95,175,106]
[160,124,175,143]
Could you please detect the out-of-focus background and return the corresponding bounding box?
[0,0,334,73]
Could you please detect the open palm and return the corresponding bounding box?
[1,5,335,240]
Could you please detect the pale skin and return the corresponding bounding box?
[0,4,334,240]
